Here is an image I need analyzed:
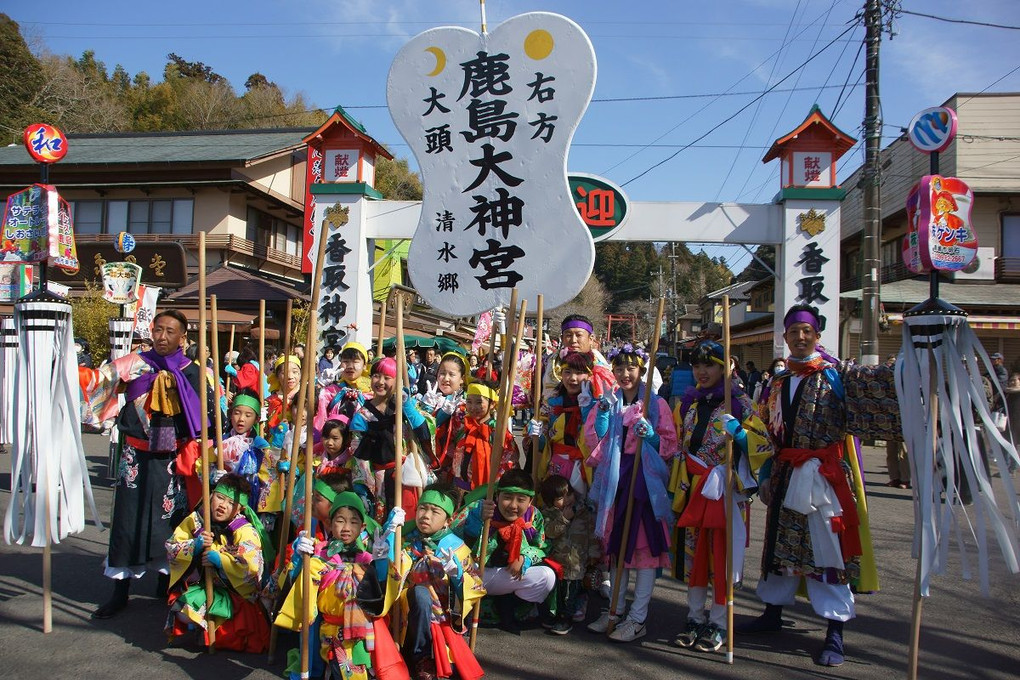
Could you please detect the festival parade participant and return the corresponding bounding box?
[257,354,304,529]
[533,351,597,496]
[443,380,518,496]
[538,474,599,634]
[453,469,556,634]
[740,304,899,667]
[669,341,773,653]
[349,357,435,520]
[165,473,272,652]
[378,484,485,680]
[214,387,269,503]
[584,345,676,643]
[315,341,371,433]
[83,309,216,619]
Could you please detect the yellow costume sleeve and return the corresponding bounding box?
[210,522,264,602]
[274,554,328,630]
[166,512,202,588]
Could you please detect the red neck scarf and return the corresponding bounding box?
[786,353,830,377]
[490,515,534,563]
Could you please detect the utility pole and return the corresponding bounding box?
[859,0,884,366]
[668,243,680,355]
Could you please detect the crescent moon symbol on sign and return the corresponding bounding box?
[425,46,446,76]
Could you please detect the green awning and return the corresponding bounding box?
[381,335,464,355]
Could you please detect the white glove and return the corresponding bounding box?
[282,426,307,453]
[260,406,269,423]
[577,381,593,408]
[371,528,390,561]
[494,307,507,335]
[295,531,315,556]
[439,397,457,415]
[420,381,444,412]
[209,468,228,485]
[527,419,544,437]
[385,506,407,532]
[438,547,461,578]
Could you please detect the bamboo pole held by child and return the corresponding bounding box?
[606,298,665,636]
[391,294,406,637]
[469,296,527,651]
[266,353,312,664]
[377,297,388,359]
[531,294,544,489]
[197,231,217,648]
[299,208,331,680]
[722,294,735,664]
[225,324,236,397]
[211,295,225,472]
[283,298,293,358]
[258,299,266,417]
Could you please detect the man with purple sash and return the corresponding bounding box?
[81,309,215,619]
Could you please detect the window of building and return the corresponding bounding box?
[71,201,103,234]
[70,198,193,235]
[1002,214,1020,258]
[246,207,301,256]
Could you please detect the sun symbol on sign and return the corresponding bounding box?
[524,29,554,59]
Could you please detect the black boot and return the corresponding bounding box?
[155,572,170,598]
[92,578,131,619]
[493,595,521,635]
[736,603,783,634]
[817,620,845,666]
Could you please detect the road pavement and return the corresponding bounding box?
[1,433,1018,679]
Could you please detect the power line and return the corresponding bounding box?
[898,9,1020,31]
[714,0,806,201]
[599,3,859,178]
[619,18,863,188]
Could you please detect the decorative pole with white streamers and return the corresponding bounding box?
[0,315,16,449]
[3,292,103,633]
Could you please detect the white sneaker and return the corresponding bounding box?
[586,608,620,633]
[608,617,647,643]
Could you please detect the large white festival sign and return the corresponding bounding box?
[387,12,597,316]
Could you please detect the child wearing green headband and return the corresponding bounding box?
[214,388,270,516]
[452,469,556,635]
[165,473,272,652]
[376,483,485,680]
[275,492,408,680]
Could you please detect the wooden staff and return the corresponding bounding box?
[391,294,407,637]
[722,294,735,664]
[211,295,225,472]
[531,294,544,488]
[225,324,236,397]
[266,353,313,663]
[258,299,266,415]
[606,298,665,636]
[283,298,293,357]
[299,207,331,680]
[469,296,527,651]
[377,297,388,359]
[197,231,216,648]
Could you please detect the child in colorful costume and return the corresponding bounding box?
[214,387,269,503]
[422,353,471,471]
[379,484,485,680]
[453,469,555,634]
[315,341,372,433]
[350,357,435,520]
[584,345,676,643]
[276,492,407,680]
[165,473,273,652]
[442,380,517,497]
[669,340,773,652]
[533,352,598,496]
[739,305,897,667]
[256,354,303,528]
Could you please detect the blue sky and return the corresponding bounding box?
[9,0,1020,271]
